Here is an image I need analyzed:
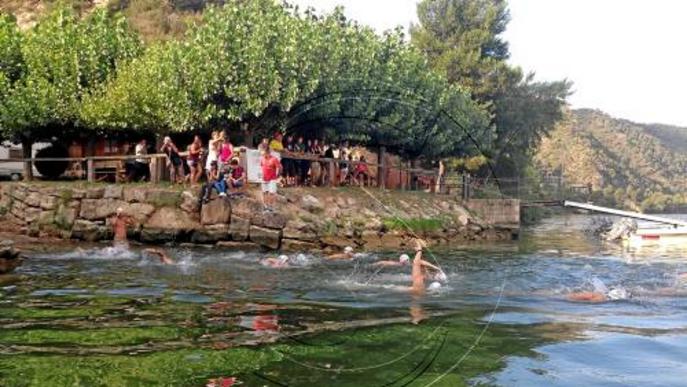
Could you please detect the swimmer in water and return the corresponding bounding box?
[567,287,629,303]
[110,207,134,246]
[260,255,290,268]
[143,248,174,265]
[373,254,411,267]
[326,246,355,260]
[409,239,444,295]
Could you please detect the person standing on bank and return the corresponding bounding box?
[260,148,282,211]
[134,139,150,181]
[186,135,203,184]
[160,136,184,183]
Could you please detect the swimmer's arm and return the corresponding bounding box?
[420,260,441,272]
[372,261,397,267]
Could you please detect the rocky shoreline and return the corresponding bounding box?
[0,183,519,252]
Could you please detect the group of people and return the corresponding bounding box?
[260,133,374,188]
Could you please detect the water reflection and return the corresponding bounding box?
[1,214,687,385]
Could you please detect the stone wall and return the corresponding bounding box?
[0,183,519,251]
[465,199,521,227]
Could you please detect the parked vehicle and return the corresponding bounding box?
[0,142,51,180]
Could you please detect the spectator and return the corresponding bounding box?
[296,136,309,186]
[186,135,203,184]
[228,157,246,193]
[134,139,150,182]
[206,131,221,180]
[218,132,233,171]
[260,148,282,211]
[200,160,226,203]
[353,155,371,186]
[258,138,270,152]
[339,149,351,185]
[322,143,336,186]
[283,134,296,186]
[160,136,184,184]
[308,139,322,186]
[269,132,284,152]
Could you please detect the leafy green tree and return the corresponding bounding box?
[411,0,571,177]
[0,6,141,178]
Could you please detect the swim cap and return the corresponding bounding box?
[344,246,354,254]
[116,207,124,215]
[278,255,289,264]
[399,254,410,263]
[428,282,442,290]
[435,271,448,282]
[607,288,628,300]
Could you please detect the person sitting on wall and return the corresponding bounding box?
[200,161,227,204]
[227,158,246,193]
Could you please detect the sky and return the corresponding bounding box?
[289,0,687,127]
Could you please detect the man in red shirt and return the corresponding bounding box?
[260,149,282,211]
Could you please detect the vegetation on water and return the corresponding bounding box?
[382,217,446,233]
[536,109,687,212]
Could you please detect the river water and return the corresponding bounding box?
[1,214,686,386]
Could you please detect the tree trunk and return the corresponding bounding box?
[21,136,33,181]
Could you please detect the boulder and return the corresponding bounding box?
[180,191,200,214]
[123,187,147,203]
[281,239,319,252]
[71,219,110,242]
[24,192,41,207]
[249,225,282,250]
[0,241,23,274]
[103,185,124,199]
[228,216,250,241]
[39,195,58,210]
[37,210,55,226]
[24,207,41,223]
[86,187,105,199]
[200,198,231,225]
[301,194,324,213]
[55,204,78,229]
[140,228,182,243]
[80,199,127,220]
[191,225,229,244]
[145,207,199,230]
[70,189,86,199]
[262,211,287,229]
[127,203,156,224]
[231,197,263,218]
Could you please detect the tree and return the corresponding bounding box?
[411,0,571,177]
[0,7,141,178]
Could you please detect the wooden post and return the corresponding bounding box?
[87,158,95,183]
[329,159,336,187]
[377,146,386,189]
[150,156,160,184]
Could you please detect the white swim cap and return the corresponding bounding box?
[344,246,354,254]
[435,271,448,282]
[116,207,124,215]
[428,281,442,290]
[399,254,410,263]
[607,288,628,300]
[278,255,289,263]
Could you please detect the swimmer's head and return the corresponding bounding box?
[116,207,124,216]
[428,281,442,291]
[344,246,354,254]
[278,255,289,264]
[399,254,410,264]
[607,288,628,300]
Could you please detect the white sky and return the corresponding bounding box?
[289,0,687,127]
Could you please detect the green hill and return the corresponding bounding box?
[535,109,687,212]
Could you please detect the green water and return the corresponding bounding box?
[2,214,687,386]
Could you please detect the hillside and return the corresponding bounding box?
[535,109,687,212]
[0,0,219,41]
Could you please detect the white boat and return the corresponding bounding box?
[624,227,687,247]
